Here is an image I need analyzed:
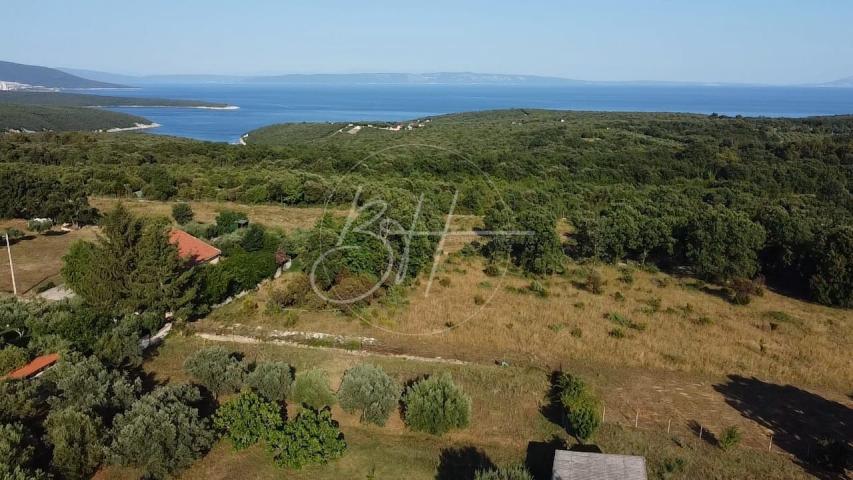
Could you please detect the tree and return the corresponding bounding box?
[292,368,336,409]
[171,202,194,225]
[718,425,742,451]
[246,362,293,403]
[403,373,471,435]
[183,347,246,396]
[241,224,266,252]
[681,206,765,283]
[265,408,346,469]
[337,363,400,426]
[214,391,283,450]
[94,316,144,368]
[475,465,534,480]
[807,226,853,307]
[214,210,248,236]
[42,353,141,413]
[62,206,196,317]
[109,385,215,480]
[558,374,601,442]
[0,346,28,376]
[44,408,103,480]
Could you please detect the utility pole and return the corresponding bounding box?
[5,233,17,296]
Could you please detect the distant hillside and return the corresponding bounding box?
[0,91,230,108]
[60,68,247,85]
[0,60,126,89]
[244,72,584,85]
[823,76,853,87]
[0,104,153,132]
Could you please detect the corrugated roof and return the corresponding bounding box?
[552,450,647,480]
[169,229,221,264]
[2,353,60,380]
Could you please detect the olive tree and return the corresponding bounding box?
[403,373,471,435]
[109,385,215,479]
[246,361,294,403]
[337,363,400,426]
[183,347,246,396]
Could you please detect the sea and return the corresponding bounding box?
[89,84,853,143]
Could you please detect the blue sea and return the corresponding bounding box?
[91,84,853,143]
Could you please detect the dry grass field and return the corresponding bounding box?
[90,196,341,233]
[96,335,814,479]
[0,219,98,294]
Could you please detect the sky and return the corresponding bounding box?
[3,0,853,84]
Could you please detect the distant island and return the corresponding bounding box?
[0,60,127,89]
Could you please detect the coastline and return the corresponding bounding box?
[104,122,161,133]
[93,104,239,110]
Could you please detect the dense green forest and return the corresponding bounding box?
[1,109,851,306]
[0,91,228,108]
[0,104,151,133]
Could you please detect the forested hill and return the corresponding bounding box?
[0,60,126,88]
[0,91,229,108]
[0,104,152,132]
[2,109,851,306]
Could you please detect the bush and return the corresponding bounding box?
[475,465,534,480]
[265,407,346,469]
[0,346,29,376]
[292,369,336,409]
[246,362,294,403]
[183,347,246,396]
[241,224,266,252]
[171,203,194,225]
[558,374,601,442]
[528,280,548,297]
[584,271,605,294]
[718,425,742,451]
[403,373,471,435]
[44,408,103,480]
[214,210,248,236]
[109,385,215,480]
[214,391,284,450]
[337,363,400,426]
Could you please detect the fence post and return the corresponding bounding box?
[634,411,639,428]
[601,405,606,423]
[699,425,703,440]
[768,434,773,452]
[667,418,671,434]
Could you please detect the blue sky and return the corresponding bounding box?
[3,0,852,83]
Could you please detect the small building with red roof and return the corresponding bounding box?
[169,229,222,265]
[2,353,60,380]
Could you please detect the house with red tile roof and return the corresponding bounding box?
[2,353,60,380]
[169,229,222,265]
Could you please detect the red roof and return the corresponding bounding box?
[2,353,60,380]
[169,229,222,264]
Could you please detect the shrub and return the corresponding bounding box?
[558,374,601,442]
[171,203,194,225]
[183,347,246,396]
[475,465,534,480]
[214,210,248,236]
[528,280,548,297]
[473,294,486,305]
[483,264,501,277]
[214,391,284,450]
[246,362,294,403]
[729,277,763,305]
[337,363,400,426]
[0,346,29,376]
[240,224,266,252]
[718,426,742,451]
[44,408,103,480]
[403,373,471,435]
[265,408,346,469]
[109,385,215,480]
[27,218,53,234]
[292,369,336,409]
[584,271,605,294]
